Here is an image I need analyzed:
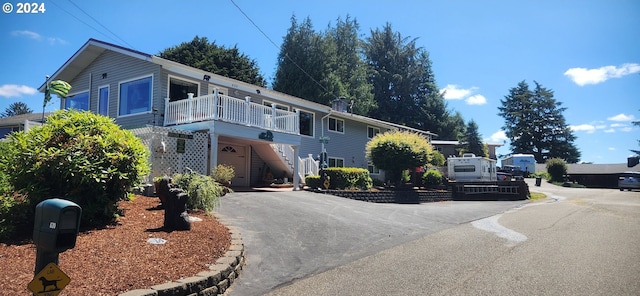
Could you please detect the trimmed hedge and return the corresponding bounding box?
[308,167,372,190]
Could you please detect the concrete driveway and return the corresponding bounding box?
[215,189,527,296]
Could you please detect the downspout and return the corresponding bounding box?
[320,110,332,166]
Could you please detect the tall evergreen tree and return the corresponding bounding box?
[272,16,330,104]
[1,102,33,118]
[273,15,375,114]
[498,80,581,163]
[323,16,376,115]
[364,23,463,139]
[460,120,487,157]
[159,36,266,87]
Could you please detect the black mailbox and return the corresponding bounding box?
[32,198,82,253]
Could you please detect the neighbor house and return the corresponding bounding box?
[0,112,50,139]
[39,39,436,188]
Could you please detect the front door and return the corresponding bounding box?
[218,144,248,186]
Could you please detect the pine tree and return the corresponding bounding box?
[498,80,581,163]
[460,120,487,157]
[272,16,330,104]
[1,102,33,118]
[364,23,463,139]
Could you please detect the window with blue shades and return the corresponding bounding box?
[119,76,152,116]
[65,92,89,111]
[98,86,109,116]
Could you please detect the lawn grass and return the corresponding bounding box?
[529,192,547,200]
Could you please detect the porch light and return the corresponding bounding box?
[203,75,211,81]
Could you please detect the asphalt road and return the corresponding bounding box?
[215,188,527,295]
[261,181,640,296]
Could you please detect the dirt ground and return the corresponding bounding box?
[0,195,231,295]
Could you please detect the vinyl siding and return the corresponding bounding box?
[64,50,161,129]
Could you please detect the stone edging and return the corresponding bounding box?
[118,225,245,296]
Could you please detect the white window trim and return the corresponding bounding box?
[368,162,381,175]
[117,74,154,118]
[64,89,90,111]
[367,126,381,139]
[295,108,315,138]
[263,99,290,111]
[328,116,345,134]
[328,157,345,167]
[167,74,201,100]
[97,84,110,116]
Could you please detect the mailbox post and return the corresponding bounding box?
[32,198,81,275]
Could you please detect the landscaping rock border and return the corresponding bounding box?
[314,189,453,204]
[118,225,244,296]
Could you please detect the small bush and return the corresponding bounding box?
[372,178,385,187]
[0,109,150,234]
[211,164,235,184]
[422,170,443,187]
[322,167,372,190]
[531,171,550,180]
[172,171,226,212]
[546,158,567,182]
[305,175,321,189]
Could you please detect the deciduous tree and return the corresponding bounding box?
[159,36,266,87]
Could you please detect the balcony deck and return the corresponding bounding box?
[163,92,300,135]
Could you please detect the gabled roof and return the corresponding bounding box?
[0,112,51,125]
[534,163,640,175]
[38,39,152,92]
[41,38,437,135]
[431,140,503,147]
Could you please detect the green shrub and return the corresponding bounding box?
[372,178,385,187]
[0,109,150,231]
[546,158,567,182]
[531,171,550,180]
[211,164,235,184]
[366,130,433,185]
[172,171,226,212]
[422,170,443,187]
[322,167,372,190]
[305,175,321,189]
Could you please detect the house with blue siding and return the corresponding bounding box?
[39,39,435,189]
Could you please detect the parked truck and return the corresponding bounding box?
[447,154,497,182]
[500,154,536,177]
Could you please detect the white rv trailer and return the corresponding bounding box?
[447,154,497,182]
[501,154,536,174]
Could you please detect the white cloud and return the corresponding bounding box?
[0,84,38,98]
[620,127,633,132]
[11,30,41,40]
[604,129,615,133]
[608,147,616,151]
[570,124,596,133]
[11,30,66,45]
[564,63,640,86]
[440,84,487,106]
[610,123,627,128]
[440,84,476,100]
[465,95,487,105]
[48,37,68,45]
[607,113,635,122]
[487,130,508,143]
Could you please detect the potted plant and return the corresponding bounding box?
[211,164,235,187]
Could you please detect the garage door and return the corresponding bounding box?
[218,144,248,186]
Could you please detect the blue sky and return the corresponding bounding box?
[0,0,638,164]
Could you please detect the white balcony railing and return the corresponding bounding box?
[164,91,300,135]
